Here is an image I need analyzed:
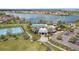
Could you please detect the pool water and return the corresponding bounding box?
[0,27,23,36]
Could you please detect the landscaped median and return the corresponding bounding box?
[49,40,73,51]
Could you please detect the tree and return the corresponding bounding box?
[0,35,7,41]
[0,12,5,15]
[16,17,20,20]
[0,35,5,39]
[57,20,65,29]
[6,19,15,24]
[57,20,64,31]
[27,21,32,25]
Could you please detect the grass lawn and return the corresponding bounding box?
[0,39,49,51]
[43,42,62,51]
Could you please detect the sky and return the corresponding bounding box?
[0,0,79,9]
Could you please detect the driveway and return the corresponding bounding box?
[38,35,48,42]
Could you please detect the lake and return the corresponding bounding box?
[8,13,79,23]
[0,27,23,36]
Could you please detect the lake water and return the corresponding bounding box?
[0,27,23,36]
[11,13,79,23]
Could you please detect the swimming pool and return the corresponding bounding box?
[0,27,23,36]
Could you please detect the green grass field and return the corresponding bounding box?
[0,39,49,51]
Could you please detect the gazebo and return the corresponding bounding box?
[38,28,48,35]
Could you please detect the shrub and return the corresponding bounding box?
[76,34,79,38]
[69,36,78,43]
[57,35,62,40]
[12,35,19,40]
[23,34,30,40]
[0,35,8,41]
[0,35,5,39]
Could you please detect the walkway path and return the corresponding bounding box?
[38,35,48,42]
[38,35,66,51]
[21,25,32,40]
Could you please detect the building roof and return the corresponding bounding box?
[31,24,48,28]
[38,28,48,33]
